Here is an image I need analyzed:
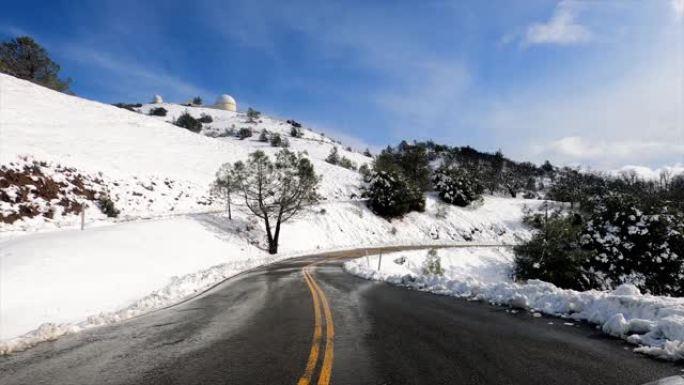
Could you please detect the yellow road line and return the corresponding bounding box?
[297,261,336,385]
[308,266,335,385]
[297,270,323,385]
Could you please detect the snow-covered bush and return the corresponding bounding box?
[515,194,684,296]
[258,129,269,142]
[363,170,425,219]
[432,166,483,207]
[579,193,684,295]
[173,111,202,133]
[358,164,371,180]
[422,248,444,276]
[325,147,340,165]
[338,156,357,171]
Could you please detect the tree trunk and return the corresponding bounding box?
[263,216,278,254]
[506,185,517,198]
[227,191,232,220]
[268,241,278,254]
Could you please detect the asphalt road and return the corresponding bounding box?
[1,246,682,385]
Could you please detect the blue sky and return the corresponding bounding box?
[1,0,682,170]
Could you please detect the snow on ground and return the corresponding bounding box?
[0,74,543,354]
[0,216,270,354]
[0,73,370,233]
[345,248,684,361]
[0,195,538,354]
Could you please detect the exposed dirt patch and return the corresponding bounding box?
[0,158,105,224]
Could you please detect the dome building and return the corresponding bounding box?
[214,94,237,112]
[152,95,163,104]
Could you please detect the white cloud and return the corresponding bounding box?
[533,137,684,167]
[673,0,684,20]
[523,1,592,46]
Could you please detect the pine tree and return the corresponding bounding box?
[0,36,72,92]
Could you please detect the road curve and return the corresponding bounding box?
[1,247,682,385]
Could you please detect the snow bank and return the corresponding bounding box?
[345,248,684,361]
[0,215,274,354]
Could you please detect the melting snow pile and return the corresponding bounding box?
[345,248,684,361]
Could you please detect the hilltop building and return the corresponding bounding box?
[215,94,237,112]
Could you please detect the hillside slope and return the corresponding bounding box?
[0,74,369,231]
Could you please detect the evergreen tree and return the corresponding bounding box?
[364,170,425,218]
[246,107,261,123]
[0,36,72,92]
[325,147,340,165]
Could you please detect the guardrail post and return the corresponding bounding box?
[377,253,382,271]
[80,206,86,230]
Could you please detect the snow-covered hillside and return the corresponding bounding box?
[0,73,543,354]
[0,73,369,232]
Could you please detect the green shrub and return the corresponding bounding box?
[339,156,357,171]
[148,107,167,117]
[270,133,282,147]
[364,170,425,219]
[174,111,202,133]
[513,208,589,290]
[237,127,252,140]
[246,107,260,122]
[290,126,303,138]
[97,195,120,218]
[198,113,213,123]
[326,147,340,165]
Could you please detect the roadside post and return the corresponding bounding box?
[80,204,86,230]
[377,253,383,271]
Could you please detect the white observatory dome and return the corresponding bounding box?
[152,95,163,104]
[215,94,237,112]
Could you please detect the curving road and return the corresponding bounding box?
[1,246,682,385]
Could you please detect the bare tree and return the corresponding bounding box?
[212,163,238,220]
[660,169,672,190]
[233,149,319,254]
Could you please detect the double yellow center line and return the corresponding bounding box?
[297,261,335,385]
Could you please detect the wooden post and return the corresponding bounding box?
[80,208,85,231]
[377,253,383,271]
